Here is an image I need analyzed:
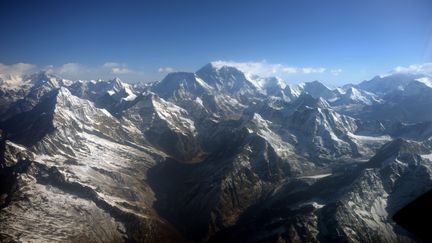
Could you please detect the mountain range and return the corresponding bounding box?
[1,63,432,242]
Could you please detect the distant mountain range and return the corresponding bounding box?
[1,63,432,242]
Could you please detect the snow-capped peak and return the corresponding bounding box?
[103,77,137,101]
[208,61,231,70]
[0,73,29,90]
[415,76,432,88]
[55,86,86,109]
[196,63,259,95]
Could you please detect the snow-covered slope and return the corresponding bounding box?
[123,93,203,162]
[197,63,259,95]
[332,87,382,106]
[357,73,425,95]
[0,86,185,242]
[67,77,138,115]
[0,71,70,121]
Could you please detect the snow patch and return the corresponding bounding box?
[298,173,332,179]
[415,77,432,88]
[421,153,432,161]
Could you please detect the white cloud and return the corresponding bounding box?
[331,68,343,76]
[53,63,85,75]
[0,62,148,82]
[302,67,326,74]
[282,67,298,74]
[111,67,132,74]
[103,62,132,74]
[42,62,139,81]
[211,60,331,77]
[0,63,37,76]
[158,67,175,73]
[212,60,283,76]
[102,62,119,68]
[392,63,432,75]
[44,63,92,79]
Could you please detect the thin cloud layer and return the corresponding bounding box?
[158,67,176,73]
[41,62,143,82]
[211,60,332,77]
[392,63,432,75]
[330,69,343,76]
[0,62,148,82]
[0,63,37,76]
[5,61,431,86]
[103,62,133,74]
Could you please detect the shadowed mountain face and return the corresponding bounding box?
[393,189,432,242]
[1,63,432,242]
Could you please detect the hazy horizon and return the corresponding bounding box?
[1,61,432,88]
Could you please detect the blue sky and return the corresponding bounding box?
[1,0,432,85]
